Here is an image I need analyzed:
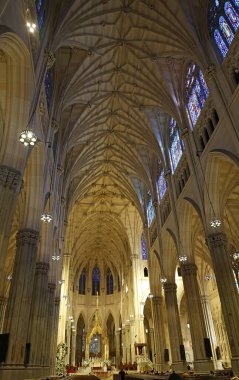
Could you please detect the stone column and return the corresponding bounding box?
[206,232,239,373]
[201,295,221,369]
[0,296,7,333]
[71,332,76,366]
[149,327,155,364]
[181,263,213,372]
[115,330,121,367]
[163,283,187,371]
[51,296,61,370]
[3,229,39,365]
[0,166,22,287]
[151,296,167,371]
[27,261,49,365]
[42,283,56,366]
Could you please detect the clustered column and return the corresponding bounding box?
[163,283,187,371]
[207,232,239,373]
[151,295,167,371]
[181,263,213,372]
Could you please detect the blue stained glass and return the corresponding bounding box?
[214,29,229,57]
[147,197,155,226]
[215,0,220,6]
[232,0,239,9]
[225,2,239,30]
[106,268,114,294]
[141,232,147,260]
[199,70,209,98]
[79,268,86,294]
[92,266,100,295]
[157,171,167,200]
[35,0,43,14]
[45,69,53,111]
[170,130,183,173]
[219,16,234,44]
[38,8,46,30]
[188,91,201,126]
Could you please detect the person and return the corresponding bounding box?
[230,370,239,380]
[168,371,183,380]
[119,367,126,380]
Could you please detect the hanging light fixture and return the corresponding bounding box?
[41,213,53,223]
[19,129,37,146]
[59,279,65,285]
[179,255,188,262]
[26,21,37,33]
[210,218,221,228]
[52,255,60,261]
[233,251,239,260]
[187,321,190,329]
[160,277,167,284]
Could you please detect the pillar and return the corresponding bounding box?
[163,283,187,371]
[115,330,121,367]
[27,261,49,365]
[4,229,39,365]
[0,166,22,287]
[42,283,56,366]
[0,296,7,333]
[51,296,61,370]
[206,232,239,373]
[71,332,76,366]
[149,327,155,364]
[181,263,213,372]
[151,296,167,372]
[201,295,221,369]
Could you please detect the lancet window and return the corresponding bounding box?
[157,170,167,201]
[185,63,209,127]
[35,0,46,30]
[106,267,114,295]
[147,194,155,226]
[141,232,148,260]
[92,266,100,295]
[79,267,86,295]
[169,117,184,173]
[45,68,53,112]
[209,0,239,58]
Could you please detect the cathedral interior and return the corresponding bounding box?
[0,0,239,379]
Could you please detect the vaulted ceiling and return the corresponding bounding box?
[51,0,210,275]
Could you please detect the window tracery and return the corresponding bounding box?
[209,0,239,58]
[185,64,209,127]
[169,117,184,173]
[92,266,100,295]
[141,232,147,260]
[106,267,114,295]
[147,193,155,226]
[79,267,86,295]
[45,68,53,111]
[157,170,167,201]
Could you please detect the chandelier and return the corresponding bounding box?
[52,255,60,261]
[160,277,167,283]
[26,21,37,33]
[41,213,53,223]
[210,218,221,228]
[233,251,239,260]
[179,255,188,262]
[19,130,37,146]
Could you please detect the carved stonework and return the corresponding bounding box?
[0,49,7,63]
[181,262,197,276]
[181,128,189,139]
[206,232,227,250]
[204,64,216,81]
[51,118,59,132]
[55,297,60,306]
[163,282,177,294]
[45,50,56,69]
[35,261,49,274]
[16,229,39,247]
[152,295,163,306]
[57,165,64,175]
[48,283,56,293]
[0,166,22,193]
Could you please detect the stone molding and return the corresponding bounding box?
[45,50,56,69]
[48,283,56,293]
[16,229,39,247]
[35,261,49,274]
[204,64,216,81]
[181,263,197,276]
[152,295,163,305]
[163,282,177,294]
[0,165,22,193]
[55,297,60,306]
[206,232,227,249]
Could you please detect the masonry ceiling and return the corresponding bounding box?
[52,0,208,271]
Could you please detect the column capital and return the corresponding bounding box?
[204,64,216,81]
[131,253,139,260]
[45,50,56,68]
[206,232,227,249]
[0,165,22,193]
[35,261,49,274]
[181,262,197,276]
[152,295,163,305]
[163,282,177,294]
[16,229,39,247]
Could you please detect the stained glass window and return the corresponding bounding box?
[209,0,239,58]
[35,0,46,30]
[185,64,209,127]
[92,266,100,295]
[169,117,184,173]
[157,170,167,200]
[141,232,147,260]
[45,69,53,111]
[79,268,86,294]
[147,195,155,226]
[106,267,114,295]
